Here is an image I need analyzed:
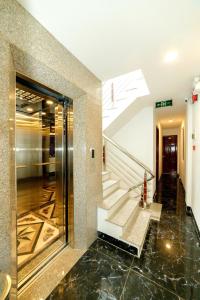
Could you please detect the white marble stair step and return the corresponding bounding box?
[122,208,151,249]
[130,194,140,199]
[103,179,119,198]
[149,203,162,221]
[102,171,110,176]
[131,195,152,203]
[101,188,128,210]
[103,179,117,190]
[107,198,138,227]
[102,171,110,182]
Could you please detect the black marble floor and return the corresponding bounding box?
[47,175,200,300]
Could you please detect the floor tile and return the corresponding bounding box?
[131,240,200,299]
[121,270,180,300]
[90,239,134,268]
[46,249,129,300]
[47,174,200,300]
[131,175,200,299]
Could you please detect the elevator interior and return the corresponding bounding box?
[16,76,73,287]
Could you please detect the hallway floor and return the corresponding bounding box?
[47,175,200,299]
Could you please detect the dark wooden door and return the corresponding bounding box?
[162,135,177,174]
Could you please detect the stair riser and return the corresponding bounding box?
[129,190,140,198]
[107,192,129,218]
[129,190,152,201]
[103,182,119,198]
[97,208,123,238]
[129,195,152,202]
[137,218,151,257]
[122,204,139,234]
[102,173,110,182]
[121,208,152,258]
[125,216,151,258]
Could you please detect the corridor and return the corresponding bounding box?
[47,175,200,299]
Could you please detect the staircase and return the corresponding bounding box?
[98,135,162,257]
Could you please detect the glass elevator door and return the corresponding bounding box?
[16,77,72,286]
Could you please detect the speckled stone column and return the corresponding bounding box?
[0,0,102,295]
[73,95,102,249]
[0,37,17,283]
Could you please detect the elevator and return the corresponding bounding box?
[16,75,73,288]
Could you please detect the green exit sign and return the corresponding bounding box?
[155,99,173,108]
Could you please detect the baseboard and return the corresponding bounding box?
[97,231,137,255]
[186,206,200,242]
[186,205,192,216]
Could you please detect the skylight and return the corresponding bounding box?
[102,69,150,109]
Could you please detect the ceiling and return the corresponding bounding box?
[17,0,200,126]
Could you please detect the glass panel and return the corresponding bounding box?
[16,81,67,285]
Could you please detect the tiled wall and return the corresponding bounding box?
[0,0,102,292]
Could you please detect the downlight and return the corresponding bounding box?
[164,51,178,63]
[26,107,33,113]
[46,99,53,105]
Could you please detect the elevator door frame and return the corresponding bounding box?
[16,74,73,289]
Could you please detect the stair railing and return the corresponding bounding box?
[103,134,154,192]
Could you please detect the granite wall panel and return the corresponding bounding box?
[0,0,102,297]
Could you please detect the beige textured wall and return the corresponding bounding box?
[0,0,100,98]
[0,38,17,285]
[0,0,102,288]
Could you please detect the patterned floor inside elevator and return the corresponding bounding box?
[17,184,63,283]
[17,185,60,267]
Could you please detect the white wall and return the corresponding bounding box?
[112,106,154,169]
[185,103,193,207]
[179,120,186,187]
[189,99,200,229]
[162,127,179,136]
[111,105,155,194]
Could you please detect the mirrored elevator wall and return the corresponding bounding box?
[16,76,73,287]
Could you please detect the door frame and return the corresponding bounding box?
[16,74,73,289]
[162,134,178,174]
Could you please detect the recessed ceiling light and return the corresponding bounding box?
[166,243,171,249]
[26,107,33,113]
[46,100,53,105]
[164,51,178,63]
[168,119,173,123]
